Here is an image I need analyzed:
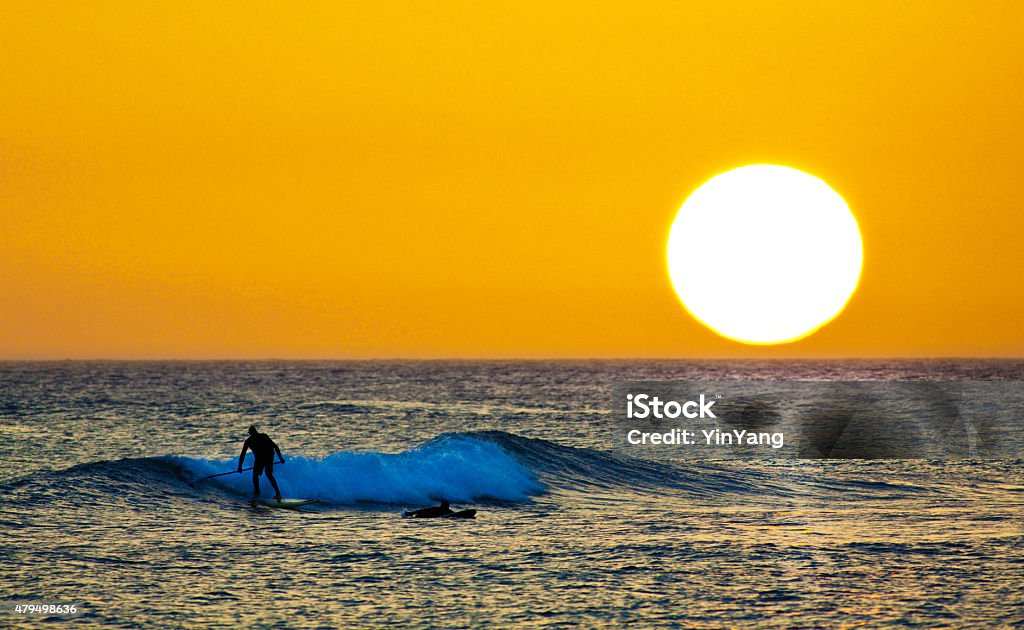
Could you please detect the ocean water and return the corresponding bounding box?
[1,361,1022,628]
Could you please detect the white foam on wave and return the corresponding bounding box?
[170,434,543,505]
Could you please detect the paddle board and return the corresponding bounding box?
[256,498,320,509]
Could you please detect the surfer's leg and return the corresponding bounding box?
[267,471,281,502]
[263,460,280,501]
[252,460,268,497]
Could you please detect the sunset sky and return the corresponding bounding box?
[2,1,1022,359]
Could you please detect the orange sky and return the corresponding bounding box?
[2,1,1022,359]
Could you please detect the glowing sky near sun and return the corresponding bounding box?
[2,1,1022,358]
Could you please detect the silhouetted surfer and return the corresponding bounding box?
[237,425,284,502]
[404,500,454,518]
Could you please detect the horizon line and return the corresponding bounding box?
[1,356,1022,363]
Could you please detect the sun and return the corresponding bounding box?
[667,165,863,345]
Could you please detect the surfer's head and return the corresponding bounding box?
[248,425,258,436]
[440,500,449,509]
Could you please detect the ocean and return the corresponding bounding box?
[1,361,1022,628]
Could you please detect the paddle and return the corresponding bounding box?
[188,460,286,486]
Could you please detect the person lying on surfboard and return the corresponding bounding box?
[403,500,477,519]
[405,500,455,518]
[237,425,285,502]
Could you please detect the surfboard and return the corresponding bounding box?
[257,498,320,509]
[402,508,476,519]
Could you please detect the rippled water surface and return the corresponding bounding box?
[1,361,1022,627]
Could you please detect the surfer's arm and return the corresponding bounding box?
[237,440,250,472]
[272,440,284,463]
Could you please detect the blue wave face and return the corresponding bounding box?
[169,433,544,505]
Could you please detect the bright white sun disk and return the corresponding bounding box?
[667,165,863,344]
